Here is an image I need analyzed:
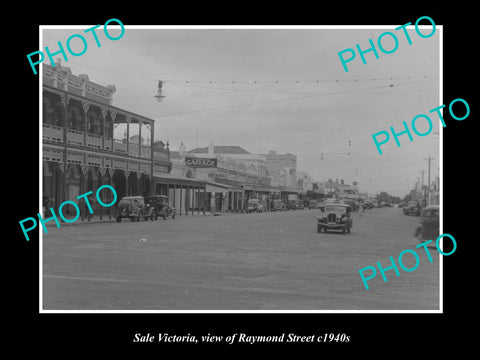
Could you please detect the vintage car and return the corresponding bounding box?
[308,200,318,209]
[403,200,421,216]
[414,205,439,241]
[271,199,286,211]
[317,203,353,234]
[247,199,265,213]
[318,198,344,212]
[296,200,305,210]
[144,195,176,220]
[115,196,156,222]
[286,200,298,210]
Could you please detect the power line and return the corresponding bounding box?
[154,78,434,118]
[67,60,436,87]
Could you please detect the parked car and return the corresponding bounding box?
[379,201,393,207]
[343,199,359,211]
[247,199,265,213]
[115,196,156,222]
[271,199,286,211]
[364,201,375,209]
[308,200,318,209]
[317,198,343,212]
[414,205,439,241]
[317,203,353,234]
[144,195,176,220]
[403,200,421,216]
[286,200,298,210]
[296,200,305,210]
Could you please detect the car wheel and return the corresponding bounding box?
[150,213,155,221]
[317,224,322,233]
[342,227,346,234]
[172,215,176,219]
[130,216,136,222]
[116,216,122,223]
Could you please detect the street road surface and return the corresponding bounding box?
[42,207,440,310]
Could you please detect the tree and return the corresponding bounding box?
[376,191,401,204]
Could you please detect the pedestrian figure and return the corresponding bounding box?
[43,193,50,217]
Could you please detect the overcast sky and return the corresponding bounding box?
[42,26,440,197]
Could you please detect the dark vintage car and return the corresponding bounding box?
[144,195,176,220]
[414,205,439,241]
[286,200,298,210]
[307,200,318,209]
[271,199,286,211]
[296,200,305,210]
[317,203,352,234]
[403,200,421,216]
[115,196,156,222]
[247,199,265,213]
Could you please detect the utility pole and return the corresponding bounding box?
[420,169,425,205]
[424,156,434,205]
[417,177,420,200]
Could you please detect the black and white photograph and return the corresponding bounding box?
[11,6,475,353]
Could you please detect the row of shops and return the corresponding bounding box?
[42,162,301,219]
[41,63,305,220]
[153,173,300,214]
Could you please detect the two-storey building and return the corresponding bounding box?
[42,62,172,219]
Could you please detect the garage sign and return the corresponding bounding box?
[185,157,217,168]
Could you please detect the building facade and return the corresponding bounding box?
[261,150,297,189]
[42,63,172,219]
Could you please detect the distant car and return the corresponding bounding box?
[317,203,353,234]
[286,200,298,210]
[271,199,286,211]
[364,201,375,209]
[414,205,439,241]
[403,200,421,216]
[307,200,318,209]
[318,198,343,212]
[115,196,156,222]
[247,199,265,213]
[296,200,305,210]
[380,202,393,207]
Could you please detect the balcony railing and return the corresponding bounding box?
[104,137,113,151]
[140,145,151,159]
[86,133,103,149]
[67,129,84,146]
[43,124,63,143]
[42,123,169,161]
[154,150,169,160]
[129,143,139,157]
[113,139,127,154]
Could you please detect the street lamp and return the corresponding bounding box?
[154,81,166,102]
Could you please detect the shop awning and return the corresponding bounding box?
[205,181,243,193]
[153,172,206,187]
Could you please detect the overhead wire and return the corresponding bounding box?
[154,78,435,118]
